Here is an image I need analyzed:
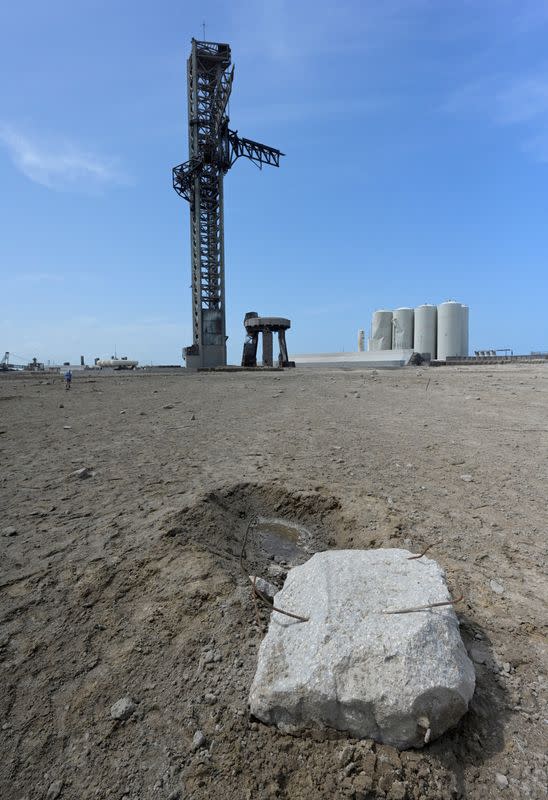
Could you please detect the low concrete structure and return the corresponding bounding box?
[291,350,415,368]
[249,549,475,748]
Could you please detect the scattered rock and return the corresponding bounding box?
[249,549,475,748]
[495,773,509,789]
[460,474,474,482]
[163,404,174,409]
[343,761,357,777]
[388,781,407,799]
[63,425,72,430]
[2,526,17,537]
[110,697,136,721]
[46,780,63,799]
[204,692,217,705]
[353,772,373,797]
[249,576,279,602]
[490,580,505,595]
[191,730,207,751]
[338,745,355,767]
[190,413,196,421]
[59,403,64,408]
[167,791,181,800]
[202,649,222,664]
[469,645,487,665]
[72,467,93,479]
[267,563,287,580]
[120,409,126,414]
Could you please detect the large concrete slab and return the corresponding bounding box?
[292,350,414,368]
[249,549,475,748]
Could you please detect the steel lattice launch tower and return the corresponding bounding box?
[173,39,284,369]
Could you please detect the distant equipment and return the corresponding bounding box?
[357,330,365,352]
[241,313,294,368]
[173,39,284,369]
[1,352,11,371]
[24,357,44,372]
[96,357,138,370]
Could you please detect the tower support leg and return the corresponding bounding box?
[262,330,273,366]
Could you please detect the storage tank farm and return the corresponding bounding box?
[367,301,468,360]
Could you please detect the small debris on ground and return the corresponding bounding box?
[191,730,207,751]
[110,697,137,721]
[46,780,63,800]
[72,467,93,480]
[495,773,509,790]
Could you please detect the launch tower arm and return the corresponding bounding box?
[228,130,284,168]
[172,157,203,201]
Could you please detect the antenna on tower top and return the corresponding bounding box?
[202,21,206,40]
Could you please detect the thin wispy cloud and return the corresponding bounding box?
[495,74,548,124]
[235,97,387,129]
[229,0,432,74]
[16,272,65,284]
[444,68,548,163]
[0,124,129,191]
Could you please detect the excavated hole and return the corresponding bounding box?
[253,517,313,565]
[161,481,398,583]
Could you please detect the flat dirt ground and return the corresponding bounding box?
[1,365,546,800]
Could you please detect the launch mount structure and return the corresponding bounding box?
[173,39,284,369]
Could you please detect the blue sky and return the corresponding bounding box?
[1,0,547,364]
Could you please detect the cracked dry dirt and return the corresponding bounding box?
[1,365,547,800]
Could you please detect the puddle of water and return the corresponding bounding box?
[254,517,311,563]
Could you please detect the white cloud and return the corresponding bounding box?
[0,124,129,191]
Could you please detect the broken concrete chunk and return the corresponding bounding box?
[72,467,93,479]
[110,696,136,721]
[191,730,207,751]
[249,549,475,749]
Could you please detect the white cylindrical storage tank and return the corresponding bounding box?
[368,310,392,351]
[392,307,414,349]
[461,304,469,356]
[414,304,437,359]
[357,329,365,352]
[437,301,464,360]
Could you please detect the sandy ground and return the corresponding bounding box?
[0,365,547,800]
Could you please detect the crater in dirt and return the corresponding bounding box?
[161,481,398,580]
